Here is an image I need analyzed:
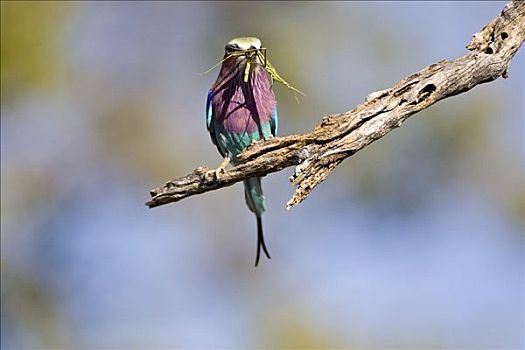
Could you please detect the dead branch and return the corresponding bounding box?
[146,0,525,210]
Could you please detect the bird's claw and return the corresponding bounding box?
[250,135,273,147]
[214,167,226,179]
[214,157,230,179]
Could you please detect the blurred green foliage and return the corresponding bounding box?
[1,1,68,101]
[261,309,342,348]
[1,263,69,348]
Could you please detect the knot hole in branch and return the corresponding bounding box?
[416,83,436,103]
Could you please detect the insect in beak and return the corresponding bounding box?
[244,61,251,82]
[243,48,264,82]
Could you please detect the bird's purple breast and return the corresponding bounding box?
[212,62,276,135]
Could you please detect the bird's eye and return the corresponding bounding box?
[225,44,240,53]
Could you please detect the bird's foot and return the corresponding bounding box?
[214,156,230,179]
[250,135,273,146]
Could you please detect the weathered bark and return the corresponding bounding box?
[146,0,525,210]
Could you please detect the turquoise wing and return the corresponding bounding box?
[270,105,278,136]
[206,89,224,157]
[206,89,213,131]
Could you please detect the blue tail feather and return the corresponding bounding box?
[255,216,271,266]
[243,177,265,216]
[244,177,270,266]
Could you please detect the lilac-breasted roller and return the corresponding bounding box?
[206,37,277,266]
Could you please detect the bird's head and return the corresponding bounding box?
[224,37,266,65]
[205,36,303,99]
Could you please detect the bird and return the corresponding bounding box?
[206,37,278,266]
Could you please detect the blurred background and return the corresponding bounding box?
[1,1,523,349]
